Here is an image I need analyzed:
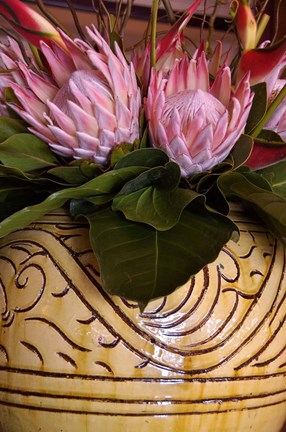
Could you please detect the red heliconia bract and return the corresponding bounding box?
[0,0,64,48]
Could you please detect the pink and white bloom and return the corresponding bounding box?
[145,51,253,177]
[0,0,64,49]
[0,27,141,165]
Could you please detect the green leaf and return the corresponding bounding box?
[113,186,202,230]
[48,160,103,185]
[117,162,180,196]
[87,204,238,304]
[227,134,253,168]
[256,129,286,145]
[0,185,47,219]
[0,164,36,180]
[218,171,286,241]
[113,162,195,230]
[236,167,272,191]
[0,166,146,237]
[48,166,90,185]
[110,143,134,166]
[245,83,267,134]
[204,182,229,215]
[114,148,169,169]
[0,116,27,142]
[258,160,286,199]
[0,133,59,171]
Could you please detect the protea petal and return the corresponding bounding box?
[40,41,75,87]
[264,79,286,141]
[210,66,231,107]
[68,101,98,135]
[49,125,78,150]
[76,130,99,148]
[18,62,58,102]
[47,100,76,135]
[8,82,46,120]
[209,41,222,77]
[156,0,201,59]
[196,53,209,92]
[145,50,253,177]
[59,30,92,71]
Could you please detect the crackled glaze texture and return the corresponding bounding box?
[0,207,285,432]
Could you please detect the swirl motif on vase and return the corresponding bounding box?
[0,207,285,432]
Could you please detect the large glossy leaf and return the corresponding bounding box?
[87,204,238,305]
[258,160,286,199]
[0,133,59,171]
[113,161,201,230]
[218,171,286,242]
[113,186,202,230]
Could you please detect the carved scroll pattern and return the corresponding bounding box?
[0,209,285,418]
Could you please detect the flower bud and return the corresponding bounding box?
[0,0,64,48]
[236,0,257,51]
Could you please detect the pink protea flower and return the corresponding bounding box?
[0,27,141,165]
[145,52,253,177]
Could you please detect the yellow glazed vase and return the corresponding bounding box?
[0,206,285,432]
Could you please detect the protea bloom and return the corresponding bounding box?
[0,27,141,165]
[145,51,253,177]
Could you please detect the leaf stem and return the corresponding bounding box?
[150,0,160,67]
[251,83,286,138]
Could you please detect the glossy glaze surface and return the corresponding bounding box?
[0,207,285,431]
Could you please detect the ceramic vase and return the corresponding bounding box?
[0,206,285,432]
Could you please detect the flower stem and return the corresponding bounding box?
[150,0,160,67]
[251,83,286,138]
[255,13,270,46]
[161,0,176,24]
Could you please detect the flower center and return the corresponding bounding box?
[52,70,111,115]
[162,89,227,132]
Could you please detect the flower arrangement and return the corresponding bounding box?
[0,0,285,308]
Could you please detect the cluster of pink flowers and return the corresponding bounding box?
[0,0,285,177]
